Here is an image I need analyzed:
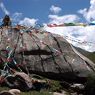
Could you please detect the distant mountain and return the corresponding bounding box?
[74,46,95,63]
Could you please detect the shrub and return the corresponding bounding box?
[48,80,62,92]
[84,74,95,95]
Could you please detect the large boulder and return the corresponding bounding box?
[0,26,95,83]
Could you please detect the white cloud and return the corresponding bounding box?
[44,26,95,52]
[12,12,22,23]
[48,14,80,24]
[50,5,62,14]
[45,1,95,52]
[78,0,95,22]
[0,2,10,15]
[19,17,38,27]
[0,18,2,22]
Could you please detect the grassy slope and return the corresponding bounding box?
[0,88,52,95]
[74,46,95,63]
[87,52,95,63]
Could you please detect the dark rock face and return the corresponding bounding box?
[0,26,95,83]
[2,15,11,26]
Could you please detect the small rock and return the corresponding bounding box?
[70,92,78,95]
[0,89,21,95]
[0,91,13,95]
[70,84,84,89]
[53,90,68,95]
[9,89,21,95]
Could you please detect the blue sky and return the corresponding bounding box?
[0,0,91,24]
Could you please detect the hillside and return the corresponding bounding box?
[87,52,95,63]
[74,46,95,63]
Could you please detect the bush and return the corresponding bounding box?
[84,74,95,95]
[48,80,62,92]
